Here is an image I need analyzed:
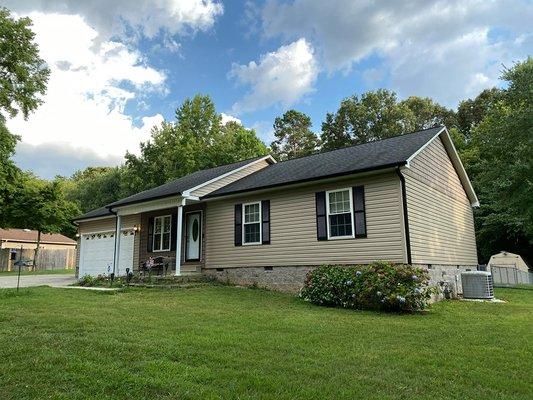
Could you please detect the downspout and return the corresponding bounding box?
[109,208,118,276]
[396,167,412,265]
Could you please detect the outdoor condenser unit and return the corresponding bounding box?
[461,271,494,299]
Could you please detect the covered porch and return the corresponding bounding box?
[113,196,205,276]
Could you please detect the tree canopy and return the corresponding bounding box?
[0,8,57,232]
[320,89,457,151]
[0,8,50,120]
[466,58,532,263]
[270,109,319,161]
[125,95,267,192]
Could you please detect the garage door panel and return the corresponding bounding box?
[80,231,135,277]
[117,231,135,275]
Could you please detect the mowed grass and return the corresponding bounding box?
[0,286,531,400]
[0,268,74,276]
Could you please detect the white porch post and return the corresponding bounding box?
[175,198,186,276]
[113,214,122,275]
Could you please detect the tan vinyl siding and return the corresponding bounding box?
[75,238,81,277]
[205,172,405,268]
[404,136,478,265]
[77,217,116,234]
[191,159,271,197]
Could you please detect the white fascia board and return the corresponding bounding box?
[405,127,479,207]
[405,126,446,168]
[72,214,115,224]
[113,196,182,216]
[182,155,276,197]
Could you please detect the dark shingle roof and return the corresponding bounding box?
[73,206,113,221]
[205,127,444,198]
[107,156,268,208]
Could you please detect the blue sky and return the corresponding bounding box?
[5,0,532,178]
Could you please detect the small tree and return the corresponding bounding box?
[8,177,78,269]
[271,109,319,161]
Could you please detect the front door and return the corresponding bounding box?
[185,212,201,261]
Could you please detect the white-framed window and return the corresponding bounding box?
[243,202,261,245]
[153,215,172,251]
[326,188,354,239]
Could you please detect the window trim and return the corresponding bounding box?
[152,214,172,252]
[325,188,355,240]
[242,201,262,245]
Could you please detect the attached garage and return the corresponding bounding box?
[79,231,136,276]
[75,210,140,277]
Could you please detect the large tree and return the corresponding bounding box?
[61,167,134,214]
[468,58,533,264]
[457,88,503,140]
[320,90,456,151]
[0,8,49,120]
[270,109,319,160]
[0,8,50,228]
[400,96,457,131]
[126,95,267,192]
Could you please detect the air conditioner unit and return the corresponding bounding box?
[461,271,494,299]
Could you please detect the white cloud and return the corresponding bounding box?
[230,38,318,113]
[6,0,224,42]
[13,142,124,179]
[6,12,165,177]
[259,0,533,105]
[220,113,242,125]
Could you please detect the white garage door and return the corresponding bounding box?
[79,231,135,277]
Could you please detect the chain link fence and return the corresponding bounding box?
[490,265,533,287]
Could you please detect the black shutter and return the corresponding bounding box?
[147,216,154,252]
[170,212,178,251]
[261,200,270,244]
[234,204,242,246]
[353,186,367,237]
[315,192,327,241]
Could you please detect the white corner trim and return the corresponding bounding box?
[405,127,446,168]
[182,155,276,197]
[405,127,479,207]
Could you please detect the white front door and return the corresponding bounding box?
[185,212,201,261]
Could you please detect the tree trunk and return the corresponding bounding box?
[33,230,41,271]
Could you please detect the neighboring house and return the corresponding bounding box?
[0,228,77,271]
[488,251,529,272]
[73,126,479,292]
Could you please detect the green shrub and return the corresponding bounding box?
[300,261,433,312]
[78,275,97,286]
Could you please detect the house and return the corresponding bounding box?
[73,126,479,292]
[0,228,77,271]
[488,251,529,272]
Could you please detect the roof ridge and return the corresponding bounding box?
[272,125,444,165]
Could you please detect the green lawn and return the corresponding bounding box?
[0,268,74,276]
[0,286,531,400]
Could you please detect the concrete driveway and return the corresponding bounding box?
[0,274,76,289]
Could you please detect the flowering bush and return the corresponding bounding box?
[300,261,432,312]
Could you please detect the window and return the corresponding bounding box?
[326,188,354,239]
[243,202,261,244]
[153,215,171,251]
